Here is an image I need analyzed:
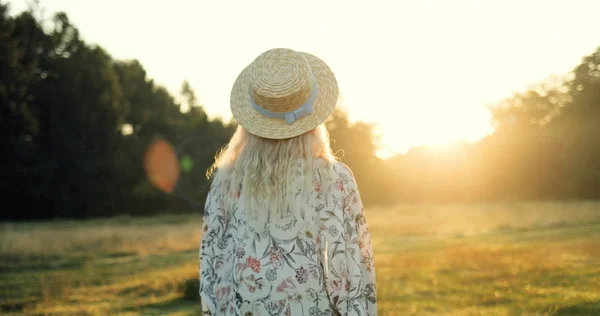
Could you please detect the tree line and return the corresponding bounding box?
[384,48,600,203]
[1,4,599,220]
[1,5,234,219]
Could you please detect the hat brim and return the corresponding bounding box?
[230,52,339,139]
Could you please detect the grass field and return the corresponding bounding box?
[1,201,600,315]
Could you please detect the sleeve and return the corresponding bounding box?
[199,189,216,315]
[321,164,377,315]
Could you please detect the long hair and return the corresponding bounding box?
[207,124,337,231]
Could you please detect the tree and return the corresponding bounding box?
[3,1,600,220]
[327,109,395,206]
[0,4,46,218]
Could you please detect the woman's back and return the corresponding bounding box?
[199,47,377,315]
[199,160,376,315]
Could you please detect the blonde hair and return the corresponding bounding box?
[207,124,337,230]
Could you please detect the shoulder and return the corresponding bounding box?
[332,161,355,180]
[331,161,360,192]
[330,162,364,212]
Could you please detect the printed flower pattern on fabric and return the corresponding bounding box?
[199,161,377,315]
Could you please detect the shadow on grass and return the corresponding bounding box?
[127,298,201,316]
[554,300,600,316]
[0,256,86,274]
[0,300,28,315]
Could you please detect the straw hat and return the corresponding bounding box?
[230,48,339,139]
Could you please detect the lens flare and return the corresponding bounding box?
[144,139,180,193]
[180,155,194,173]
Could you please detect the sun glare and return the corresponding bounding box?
[11,0,598,158]
[366,99,493,158]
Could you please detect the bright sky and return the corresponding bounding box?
[10,0,600,157]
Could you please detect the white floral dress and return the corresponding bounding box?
[199,162,377,315]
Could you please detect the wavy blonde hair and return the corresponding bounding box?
[207,124,337,230]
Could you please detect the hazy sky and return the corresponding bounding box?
[10,0,600,156]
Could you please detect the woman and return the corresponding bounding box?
[199,48,377,315]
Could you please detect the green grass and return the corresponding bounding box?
[1,202,600,315]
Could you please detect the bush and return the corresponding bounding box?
[180,278,200,301]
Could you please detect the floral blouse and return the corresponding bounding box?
[199,162,377,315]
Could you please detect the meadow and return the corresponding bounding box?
[1,201,599,315]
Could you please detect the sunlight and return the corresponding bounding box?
[120,124,134,136]
[5,1,600,314]
[369,99,493,157]
[10,0,597,156]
